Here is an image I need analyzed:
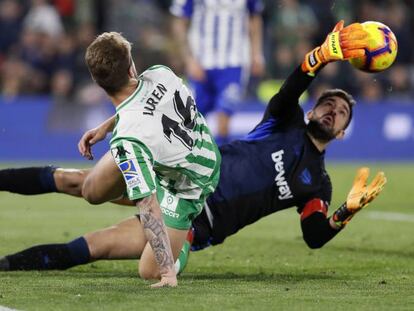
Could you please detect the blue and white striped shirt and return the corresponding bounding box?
[170,0,263,70]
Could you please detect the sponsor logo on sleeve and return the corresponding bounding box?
[119,160,142,189]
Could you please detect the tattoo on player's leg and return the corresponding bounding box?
[138,195,174,276]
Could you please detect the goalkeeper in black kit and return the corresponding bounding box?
[0,21,386,274]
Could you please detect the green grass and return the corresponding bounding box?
[1,163,414,310]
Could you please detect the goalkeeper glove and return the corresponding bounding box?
[301,20,369,75]
[332,167,387,228]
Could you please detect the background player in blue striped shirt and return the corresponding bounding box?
[170,0,265,145]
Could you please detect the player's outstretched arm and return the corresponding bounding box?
[300,199,339,249]
[300,168,386,249]
[266,21,368,119]
[301,20,368,76]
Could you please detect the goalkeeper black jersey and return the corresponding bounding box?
[204,66,332,244]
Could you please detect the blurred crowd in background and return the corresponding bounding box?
[0,0,413,107]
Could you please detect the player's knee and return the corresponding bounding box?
[138,251,161,280]
[85,227,117,259]
[138,265,160,280]
[54,169,86,196]
[82,180,105,205]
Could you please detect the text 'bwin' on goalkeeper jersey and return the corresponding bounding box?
[110,65,221,201]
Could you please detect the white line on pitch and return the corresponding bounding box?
[366,211,414,223]
[0,306,20,311]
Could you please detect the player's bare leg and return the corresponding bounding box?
[2,150,123,200]
[139,228,187,283]
[85,216,145,260]
[0,215,191,274]
[54,168,90,197]
[53,162,134,206]
[83,214,193,275]
[81,152,177,287]
[81,151,126,204]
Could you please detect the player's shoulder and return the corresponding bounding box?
[141,64,175,76]
[140,65,178,81]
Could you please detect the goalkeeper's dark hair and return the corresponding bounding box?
[315,89,355,129]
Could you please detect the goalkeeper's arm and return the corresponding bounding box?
[300,199,340,249]
[300,168,386,249]
[266,21,368,119]
[301,20,368,76]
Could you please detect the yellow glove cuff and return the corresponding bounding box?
[301,47,323,76]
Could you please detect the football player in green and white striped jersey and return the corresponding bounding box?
[78,32,220,287]
[109,64,220,208]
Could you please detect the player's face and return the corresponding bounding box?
[307,96,351,141]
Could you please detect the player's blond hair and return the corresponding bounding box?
[85,32,132,95]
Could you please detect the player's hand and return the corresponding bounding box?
[302,20,368,75]
[332,167,386,228]
[346,168,387,211]
[186,57,206,81]
[345,167,371,211]
[150,272,177,288]
[78,127,107,160]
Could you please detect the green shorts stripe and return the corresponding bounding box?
[131,142,156,194]
[111,139,156,200]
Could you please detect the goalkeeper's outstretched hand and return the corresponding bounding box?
[302,20,369,75]
[332,167,387,228]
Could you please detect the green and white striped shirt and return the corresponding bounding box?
[110,65,220,201]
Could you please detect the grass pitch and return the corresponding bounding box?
[0,163,414,310]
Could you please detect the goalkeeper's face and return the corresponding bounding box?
[306,96,351,142]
